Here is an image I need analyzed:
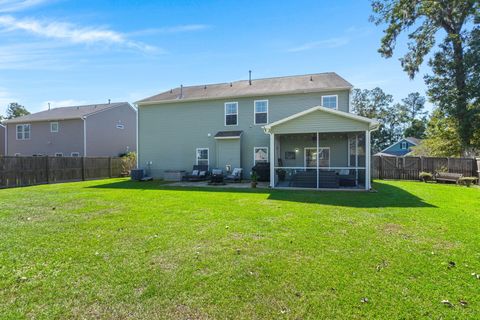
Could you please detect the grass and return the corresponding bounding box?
[0,179,479,319]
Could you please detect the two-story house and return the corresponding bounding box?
[136,73,378,190]
[4,102,137,157]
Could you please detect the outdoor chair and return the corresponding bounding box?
[209,169,225,185]
[225,168,243,182]
[183,165,209,181]
[338,169,357,187]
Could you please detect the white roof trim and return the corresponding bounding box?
[263,106,379,132]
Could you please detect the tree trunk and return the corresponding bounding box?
[451,36,470,154]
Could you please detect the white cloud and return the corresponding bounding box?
[0,15,158,52]
[41,99,87,110]
[128,24,210,36]
[0,0,50,13]
[287,37,350,52]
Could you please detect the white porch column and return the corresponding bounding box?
[365,130,371,190]
[270,133,275,188]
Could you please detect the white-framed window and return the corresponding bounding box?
[196,148,209,166]
[116,124,124,129]
[55,152,63,157]
[16,124,31,140]
[224,102,238,126]
[71,152,80,157]
[50,122,59,133]
[400,141,407,149]
[254,147,269,165]
[322,95,338,109]
[254,100,268,125]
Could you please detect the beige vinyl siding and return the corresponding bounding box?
[269,109,370,135]
[138,90,350,178]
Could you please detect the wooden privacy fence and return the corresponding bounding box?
[0,156,124,188]
[372,155,478,180]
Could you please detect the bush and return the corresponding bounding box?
[458,177,478,187]
[419,172,433,182]
[120,152,136,176]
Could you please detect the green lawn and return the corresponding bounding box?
[1,179,479,319]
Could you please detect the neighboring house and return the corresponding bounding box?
[0,124,5,156]
[376,137,421,157]
[136,72,379,190]
[4,102,136,157]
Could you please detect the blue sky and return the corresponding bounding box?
[0,0,432,114]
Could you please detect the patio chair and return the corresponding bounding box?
[183,165,209,181]
[209,169,225,185]
[338,169,357,187]
[225,168,243,182]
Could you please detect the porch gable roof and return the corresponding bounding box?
[263,106,379,134]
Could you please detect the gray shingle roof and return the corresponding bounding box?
[5,102,131,123]
[137,72,352,105]
[214,130,243,139]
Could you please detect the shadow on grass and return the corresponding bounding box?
[88,180,436,208]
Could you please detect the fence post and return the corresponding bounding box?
[45,156,50,184]
[108,157,112,178]
[81,157,86,181]
[379,156,383,180]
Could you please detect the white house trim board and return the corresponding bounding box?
[263,106,379,132]
[82,117,87,156]
[269,133,275,188]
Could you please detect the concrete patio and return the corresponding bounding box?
[164,181,270,188]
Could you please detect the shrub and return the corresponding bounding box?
[458,177,478,187]
[121,152,136,176]
[419,172,433,182]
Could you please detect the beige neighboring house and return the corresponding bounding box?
[4,102,136,157]
[0,124,5,155]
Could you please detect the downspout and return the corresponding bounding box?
[82,117,87,156]
[135,103,139,169]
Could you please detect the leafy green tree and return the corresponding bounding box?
[371,0,479,152]
[352,87,401,152]
[410,108,462,157]
[404,119,426,139]
[5,102,30,119]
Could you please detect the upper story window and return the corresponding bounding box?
[50,122,59,133]
[16,124,31,140]
[400,141,407,149]
[254,100,268,125]
[225,102,238,126]
[322,95,338,109]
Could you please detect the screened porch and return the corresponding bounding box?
[271,132,367,189]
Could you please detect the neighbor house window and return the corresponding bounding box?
[55,152,63,157]
[16,124,31,140]
[71,152,80,157]
[322,95,338,109]
[254,147,269,165]
[196,148,209,166]
[400,141,407,149]
[225,102,238,126]
[50,122,59,133]
[254,100,268,124]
